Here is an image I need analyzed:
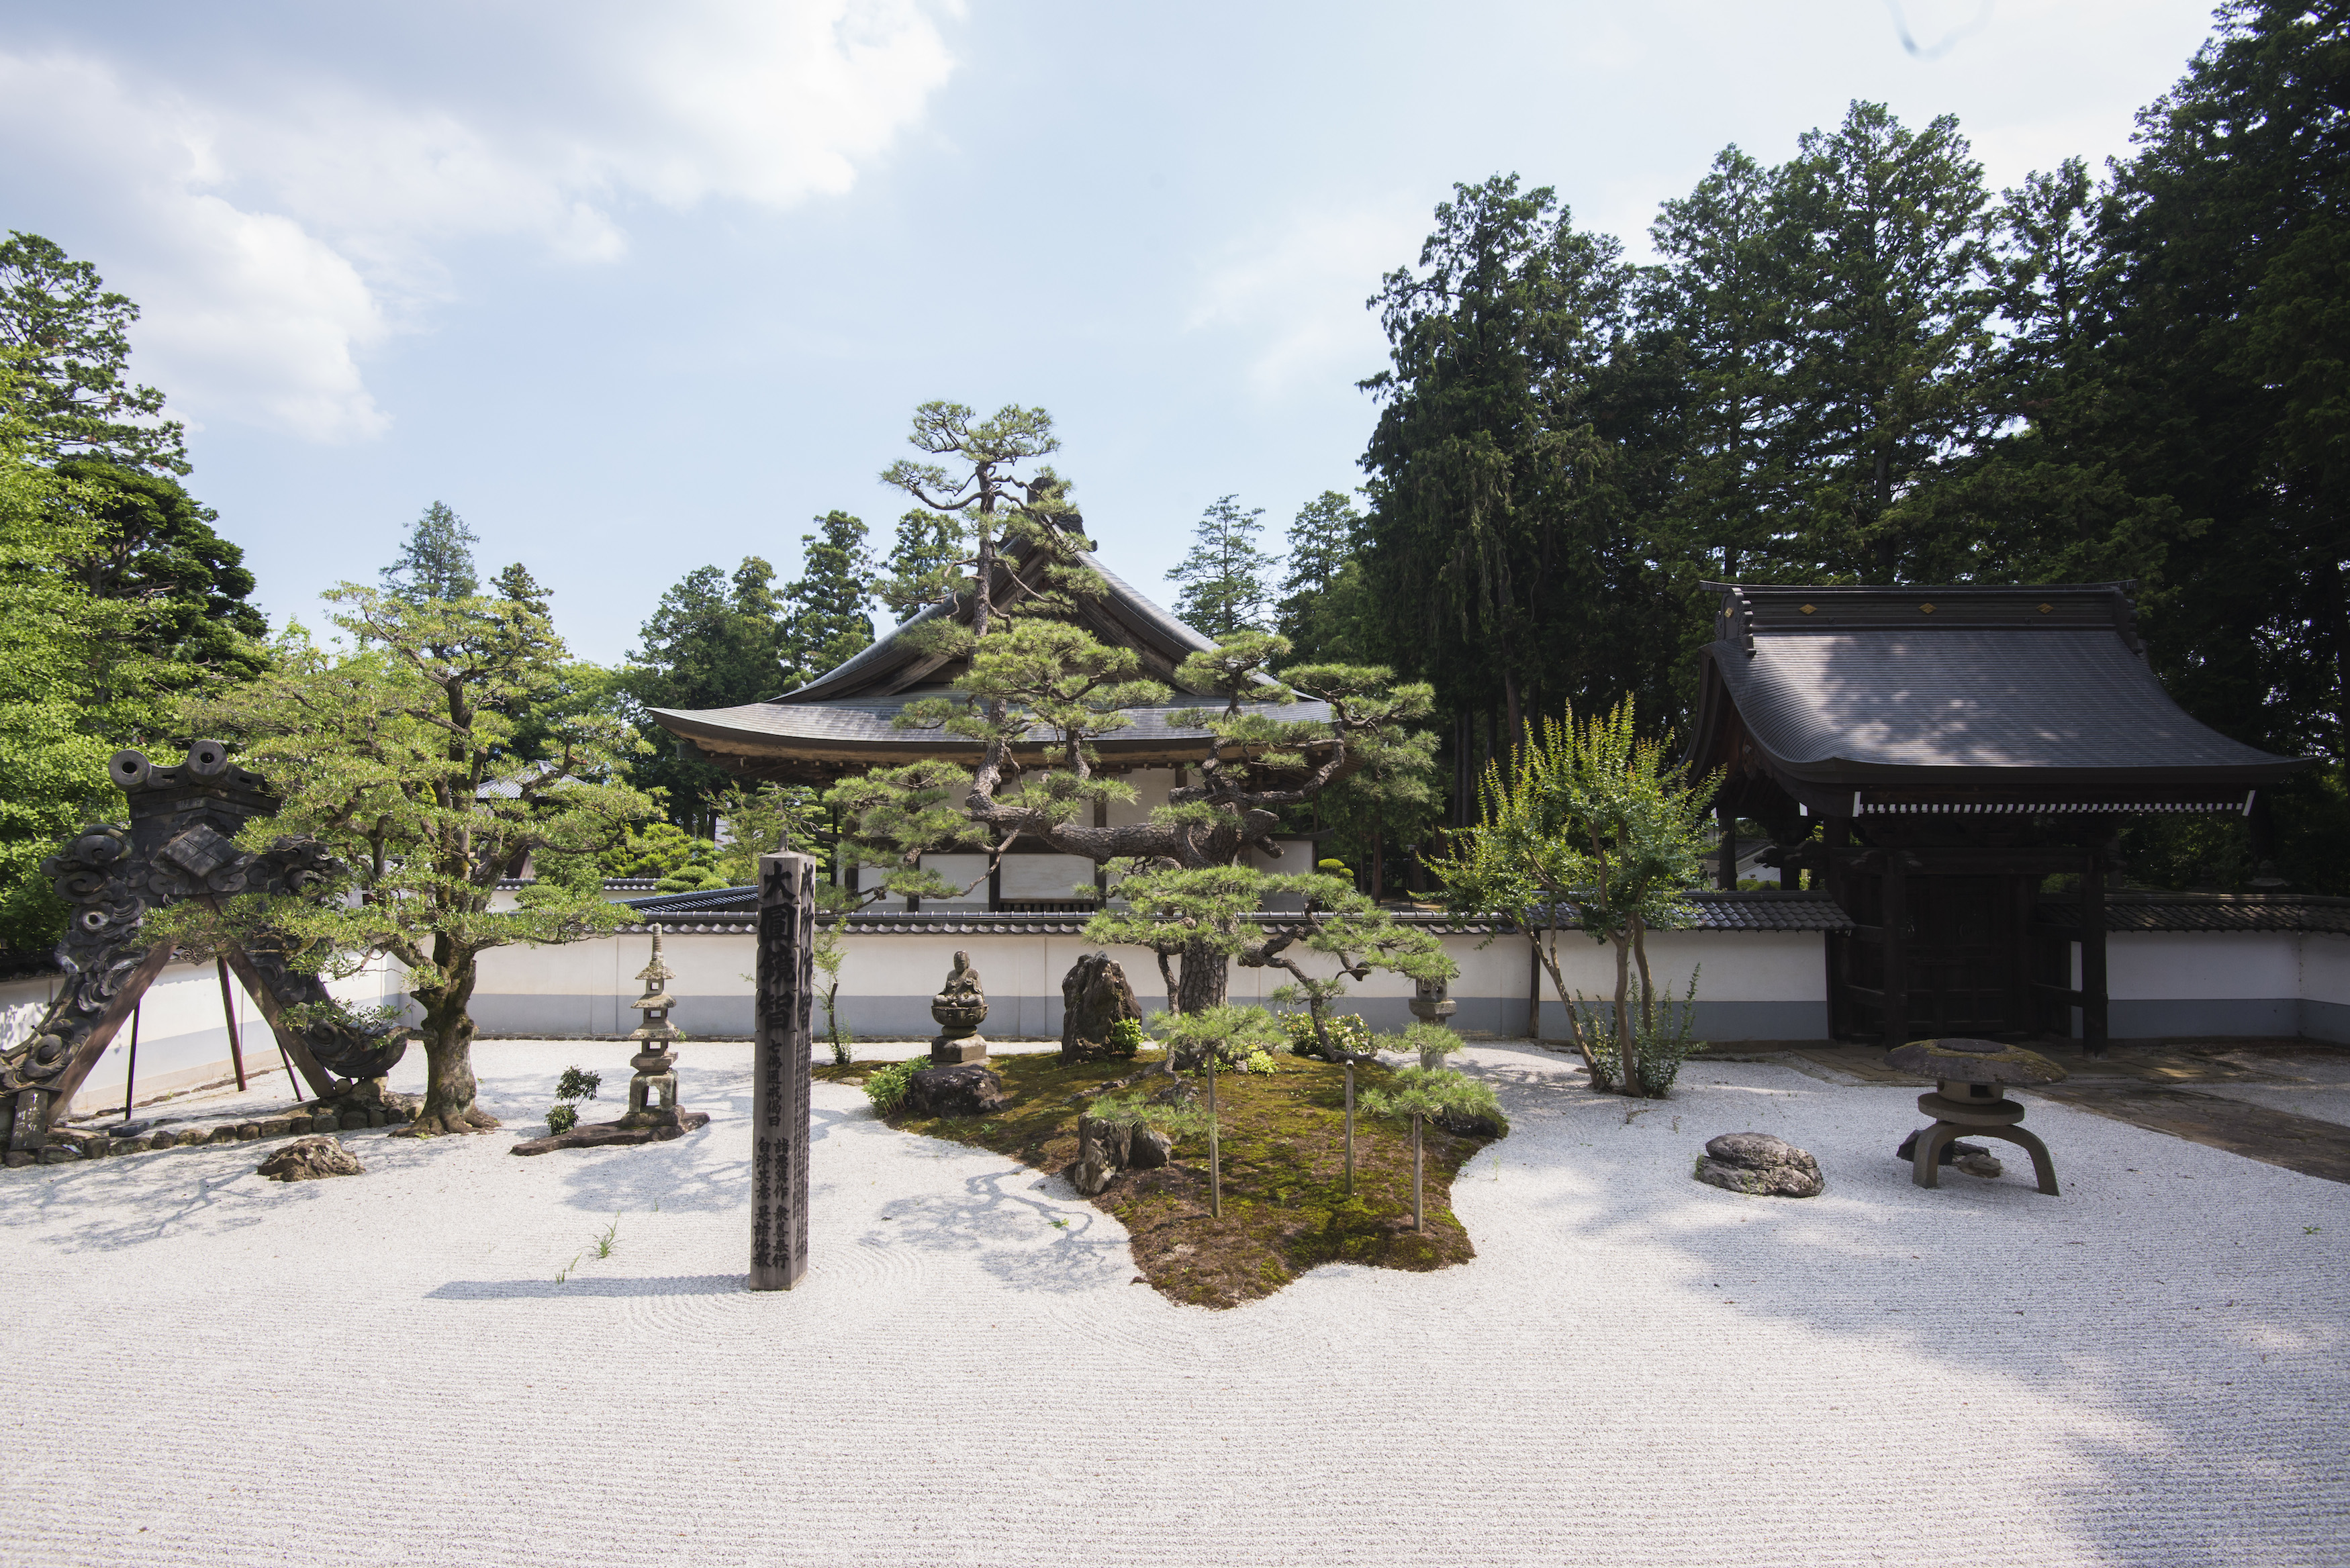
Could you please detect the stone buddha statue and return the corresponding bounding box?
[929,950,989,1064]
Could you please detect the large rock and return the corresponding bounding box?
[1693,1132,1822,1198]
[1060,952,1142,1062]
[904,1063,1008,1118]
[257,1135,363,1183]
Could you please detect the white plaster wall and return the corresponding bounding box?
[2299,934,2350,1008]
[2108,932,2302,999]
[998,854,1096,901]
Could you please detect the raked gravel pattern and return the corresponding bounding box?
[3,1039,2345,1567]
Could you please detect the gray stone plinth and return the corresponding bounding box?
[929,1035,988,1065]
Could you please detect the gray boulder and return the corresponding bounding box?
[1060,952,1142,1063]
[904,1063,1008,1118]
[257,1135,363,1183]
[1694,1132,1822,1198]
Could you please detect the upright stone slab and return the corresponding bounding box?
[750,852,816,1290]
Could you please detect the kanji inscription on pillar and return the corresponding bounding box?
[749,851,816,1290]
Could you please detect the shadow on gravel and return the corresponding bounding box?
[426,1273,745,1300]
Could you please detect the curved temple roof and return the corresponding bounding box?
[1692,582,2308,810]
[651,541,1328,780]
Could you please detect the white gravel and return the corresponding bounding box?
[4,1038,2346,1567]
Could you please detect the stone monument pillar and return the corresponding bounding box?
[928,950,989,1065]
[751,852,816,1291]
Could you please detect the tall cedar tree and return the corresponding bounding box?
[784,509,876,679]
[1166,494,1279,636]
[1274,490,1374,665]
[622,557,792,833]
[0,232,188,474]
[380,500,481,601]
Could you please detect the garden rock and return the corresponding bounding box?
[1067,1115,1130,1196]
[1126,1127,1172,1169]
[257,1136,363,1183]
[1060,952,1141,1063]
[1694,1132,1822,1198]
[904,1063,1008,1117]
[1895,1128,1993,1168]
[1435,1106,1507,1139]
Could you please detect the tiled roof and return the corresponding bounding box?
[1701,583,2305,785]
[618,888,1857,934]
[2037,892,2350,935]
[651,693,1332,749]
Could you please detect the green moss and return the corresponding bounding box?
[819,1049,1505,1310]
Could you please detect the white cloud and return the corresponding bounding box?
[0,1,957,442]
[1187,205,1427,400]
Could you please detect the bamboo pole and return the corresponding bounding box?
[1413,1113,1424,1232]
[119,1002,141,1122]
[1343,1061,1355,1196]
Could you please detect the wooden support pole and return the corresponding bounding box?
[214,956,247,1092]
[2082,851,2110,1057]
[120,1002,140,1122]
[1207,1049,1221,1220]
[751,851,816,1291]
[1881,856,1909,1050]
[1718,801,1738,891]
[1412,1114,1425,1233]
[215,942,340,1099]
[1343,1061,1355,1196]
[44,940,177,1127]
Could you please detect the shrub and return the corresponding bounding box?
[555,1067,602,1103]
[1280,1010,1371,1061]
[1577,967,1703,1098]
[863,1057,927,1116]
[1151,1004,1282,1073]
[1107,1017,1145,1057]
[1386,1020,1460,1070]
[545,1104,579,1136]
[1360,1065,1508,1137]
[1088,1089,1209,1140]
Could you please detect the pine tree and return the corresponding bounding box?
[622,556,791,832]
[1167,495,1278,638]
[880,507,966,624]
[785,510,876,681]
[0,232,187,475]
[381,501,480,601]
[1274,490,1372,664]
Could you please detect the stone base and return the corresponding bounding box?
[509,1108,711,1157]
[929,1034,988,1065]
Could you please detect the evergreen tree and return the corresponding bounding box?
[1274,490,1373,665]
[48,458,268,687]
[1168,495,1279,637]
[620,557,792,832]
[1771,102,1998,581]
[880,506,967,624]
[784,509,876,680]
[0,232,187,475]
[381,501,481,601]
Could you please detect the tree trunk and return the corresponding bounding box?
[1532,934,1601,1078]
[400,956,497,1135]
[1174,936,1229,1014]
[1611,932,1636,1096]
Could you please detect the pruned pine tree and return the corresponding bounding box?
[182,581,657,1136]
[1167,494,1279,638]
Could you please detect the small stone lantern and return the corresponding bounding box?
[1886,1037,2067,1195]
[1409,975,1457,1025]
[620,928,685,1128]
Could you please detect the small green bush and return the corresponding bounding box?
[864,1057,927,1116]
[1280,1010,1370,1061]
[555,1067,602,1104]
[1107,1017,1145,1057]
[1089,1089,1209,1140]
[1360,1065,1508,1136]
[545,1104,579,1136]
[1577,967,1703,1097]
[1151,1004,1282,1073]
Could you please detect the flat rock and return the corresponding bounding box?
[258,1136,363,1182]
[904,1063,1008,1117]
[1695,1132,1823,1198]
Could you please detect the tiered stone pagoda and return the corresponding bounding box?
[650,540,1325,910]
[1685,581,2310,1048]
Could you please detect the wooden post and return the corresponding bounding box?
[214,957,247,1091]
[120,1002,140,1121]
[1881,854,1909,1050]
[751,851,816,1291]
[215,942,340,1099]
[2082,850,2109,1057]
[1343,1061,1355,1196]
[1412,1114,1425,1232]
[1526,942,1542,1039]
[1206,1048,1221,1220]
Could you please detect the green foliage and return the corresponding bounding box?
[0,231,187,473]
[555,1066,602,1104]
[1432,699,1713,1091]
[1389,1020,1462,1070]
[1167,494,1279,637]
[380,501,479,602]
[864,1056,927,1116]
[620,556,792,834]
[1279,1009,1370,1060]
[784,510,875,679]
[1275,491,1375,665]
[1149,1003,1284,1074]
[1106,1016,1145,1057]
[1576,966,1703,1098]
[1359,1065,1507,1134]
[1087,1087,1210,1139]
[177,575,657,1128]
[879,506,967,625]
[546,1104,578,1136]
[605,821,725,889]
[48,458,267,687]
[710,782,827,888]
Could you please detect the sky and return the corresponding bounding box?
[0,0,2229,666]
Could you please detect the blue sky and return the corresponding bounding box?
[1,1,2224,665]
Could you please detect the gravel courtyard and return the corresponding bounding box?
[3,1038,2344,1567]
